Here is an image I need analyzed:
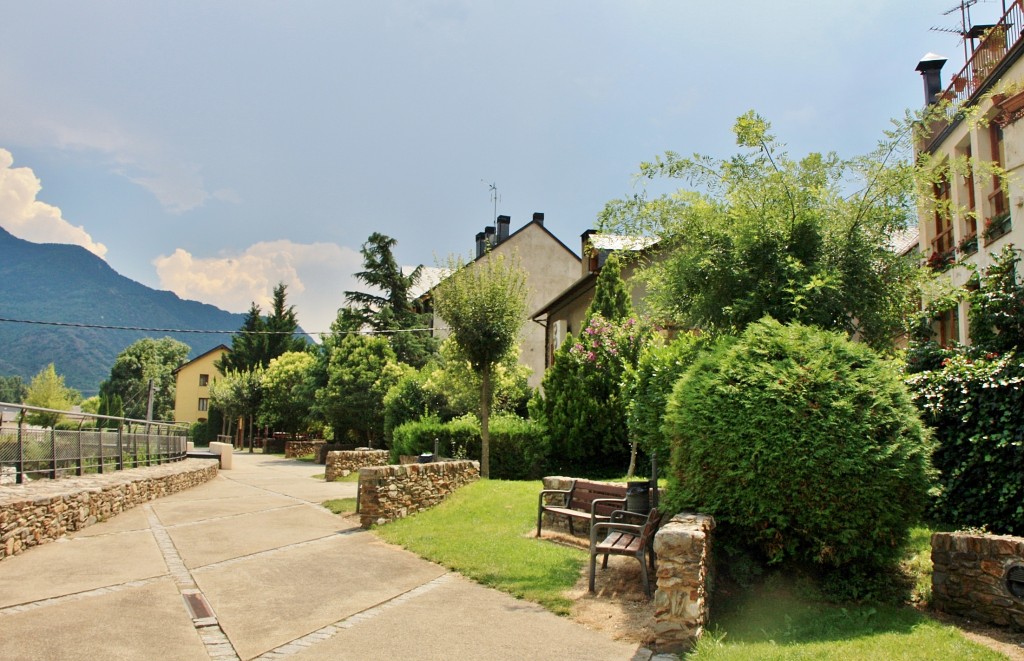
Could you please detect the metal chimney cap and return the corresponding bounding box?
[916,53,948,72]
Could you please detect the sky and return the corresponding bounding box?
[0,1,998,336]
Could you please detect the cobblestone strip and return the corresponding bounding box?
[0,578,163,617]
[251,573,453,659]
[144,505,241,661]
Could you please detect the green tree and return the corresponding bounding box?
[258,351,316,436]
[99,337,191,421]
[585,252,633,323]
[316,334,404,445]
[218,303,268,373]
[599,111,921,349]
[209,368,263,448]
[433,252,528,478]
[342,232,437,367]
[25,363,80,427]
[218,283,306,373]
[0,375,28,403]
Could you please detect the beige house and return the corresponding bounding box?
[531,231,656,369]
[915,5,1024,345]
[172,345,229,424]
[429,213,581,388]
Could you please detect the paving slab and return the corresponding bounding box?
[0,578,208,661]
[0,529,167,608]
[195,533,446,660]
[288,573,639,661]
[165,503,351,569]
[151,491,298,526]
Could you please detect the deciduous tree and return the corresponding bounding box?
[599,111,921,349]
[25,363,80,427]
[100,337,190,421]
[432,252,527,478]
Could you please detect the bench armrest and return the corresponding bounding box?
[609,509,648,525]
[589,497,627,517]
[538,488,573,509]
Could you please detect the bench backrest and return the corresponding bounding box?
[570,480,628,517]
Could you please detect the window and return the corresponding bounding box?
[931,172,953,260]
[937,307,960,347]
[198,398,209,412]
[989,123,1007,218]
[199,374,209,387]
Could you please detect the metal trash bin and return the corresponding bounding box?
[417,453,434,464]
[626,481,650,513]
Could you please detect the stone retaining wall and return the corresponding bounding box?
[932,531,1024,631]
[652,513,715,654]
[284,440,326,458]
[358,460,479,528]
[0,458,218,561]
[324,450,390,481]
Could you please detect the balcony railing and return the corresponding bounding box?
[938,2,1024,111]
[0,403,189,484]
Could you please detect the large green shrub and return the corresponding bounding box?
[390,414,547,480]
[665,318,933,572]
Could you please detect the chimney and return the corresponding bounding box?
[581,229,598,276]
[475,231,486,259]
[484,225,496,249]
[916,53,948,106]
[496,215,510,243]
[532,212,544,227]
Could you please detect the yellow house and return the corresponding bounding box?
[173,345,229,424]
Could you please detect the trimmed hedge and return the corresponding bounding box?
[390,414,547,480]
[665,318,933,572]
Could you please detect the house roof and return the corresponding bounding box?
[172,344,230,375]
[530,271,598,320]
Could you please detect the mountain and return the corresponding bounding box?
[0,226,248,397]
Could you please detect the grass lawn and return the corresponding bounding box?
[365,479,1007,659]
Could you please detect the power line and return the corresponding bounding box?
[0,316,443,336]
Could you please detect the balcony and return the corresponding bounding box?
[944,4,1024,106]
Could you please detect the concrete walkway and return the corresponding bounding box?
[0,454,651,661]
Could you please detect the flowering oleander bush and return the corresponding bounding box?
[533,314,653,475]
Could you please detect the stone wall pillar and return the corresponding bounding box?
[652,513,715,654]
[932,531,1024,631]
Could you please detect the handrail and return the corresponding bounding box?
[938,3,1024,111]
[0,402,189,484]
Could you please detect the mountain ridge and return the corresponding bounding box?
[0,225,248,397]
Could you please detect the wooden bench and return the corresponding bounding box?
[589,507,662,598]
[536,479,628,538]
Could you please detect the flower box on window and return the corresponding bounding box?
[958,233,979,256]
[926,250,955,271]
[983,212,1012,244]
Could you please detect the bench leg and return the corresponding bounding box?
[588,549,598,593]
[638,556,651,598]
[536,509,543,537]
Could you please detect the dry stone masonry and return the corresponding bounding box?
[284,440,326,458]
[358,460,479,528]
[652,513,715,654]
[0,458,218,561]
[932,531,1024,631]
[324,450,389,482]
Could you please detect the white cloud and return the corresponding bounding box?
[153,240,364,334]
[0,148,108,257]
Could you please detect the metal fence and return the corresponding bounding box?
[0,403,189,485]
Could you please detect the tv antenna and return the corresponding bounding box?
[482,180,500,223]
